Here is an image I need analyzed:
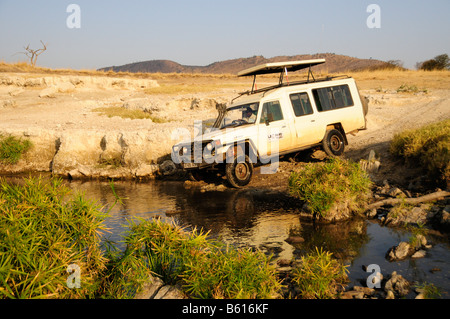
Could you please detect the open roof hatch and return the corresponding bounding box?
[237,59,326,95]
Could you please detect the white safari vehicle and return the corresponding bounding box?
[171,59,368,187]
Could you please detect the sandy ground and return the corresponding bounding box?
[1,71,449,187]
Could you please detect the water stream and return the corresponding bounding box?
[3,175,450,298]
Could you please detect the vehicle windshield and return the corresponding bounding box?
[220,102,259,129]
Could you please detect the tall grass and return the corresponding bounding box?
[390,119,450,185]
[288,158,372,218]
[0,134,32,165]
[291,247,349,299]
[110,218,282,299]
[0,177,108,298]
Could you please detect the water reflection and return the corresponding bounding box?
[65,179,371,263]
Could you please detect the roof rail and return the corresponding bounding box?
[232,75,350,102]
[237,59,327,94]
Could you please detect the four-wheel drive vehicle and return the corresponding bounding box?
[171,59,368,187]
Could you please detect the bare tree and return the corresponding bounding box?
[19,40,47,66]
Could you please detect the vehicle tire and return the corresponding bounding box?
[322,129,345,157]
[225,155,253,188]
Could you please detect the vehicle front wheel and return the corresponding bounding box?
[225,155,253,188]
[322,129,345,157]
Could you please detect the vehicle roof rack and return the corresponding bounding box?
[237,59,326,77]
[236,59,326,95]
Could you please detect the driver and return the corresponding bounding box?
[243,107,256,123]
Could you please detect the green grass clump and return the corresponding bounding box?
[291,247,349,299]
[390,119,450,185]
[0,177,108,298]
[0,134,32,165]
[93,106,166,123]
[111,218,281,299]
[288,158,372,218]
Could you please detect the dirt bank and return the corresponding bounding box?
[1,71,449,185]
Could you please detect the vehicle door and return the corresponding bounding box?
[257,100,293,158]
[289,92,324,147]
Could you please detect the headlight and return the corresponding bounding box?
[206,143,213,151]
[182,147,188,154]
[173,146,179,152]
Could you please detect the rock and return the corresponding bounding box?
[341,290,365,299]
[385,204,429,226]
[386,242,411,261]
[159,160,178,176]
[56,82,75,93]
[412,234,427,250]
[39,86,57,98]
[386,290,395,299]
[353,286,375,296]
[135,164,159,178]
[277,259,292,267]
[134,275,164,299]
[411,250,426,259]
[359,150,381,175]
[134,275,185,299]
[439,205,450,229]
[388,187,406,198]
[384,271,410,298]
[367,207,378,218]
[200,183,227,192]
[153,285,185,299]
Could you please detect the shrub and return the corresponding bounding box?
[390,119,450,185]
[418,54,450,71]
[0,134,32,165]
[288,158,372,219]
[291,247,349,299]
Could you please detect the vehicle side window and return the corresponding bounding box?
[312,85,354,112]
[290,92,313,117]
[260,101,283,123]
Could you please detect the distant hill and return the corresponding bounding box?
[98,53,390,75]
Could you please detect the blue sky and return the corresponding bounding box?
[0,0,449,70]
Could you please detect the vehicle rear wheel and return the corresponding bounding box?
[225,155,253,188]
[322,129,345,157]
